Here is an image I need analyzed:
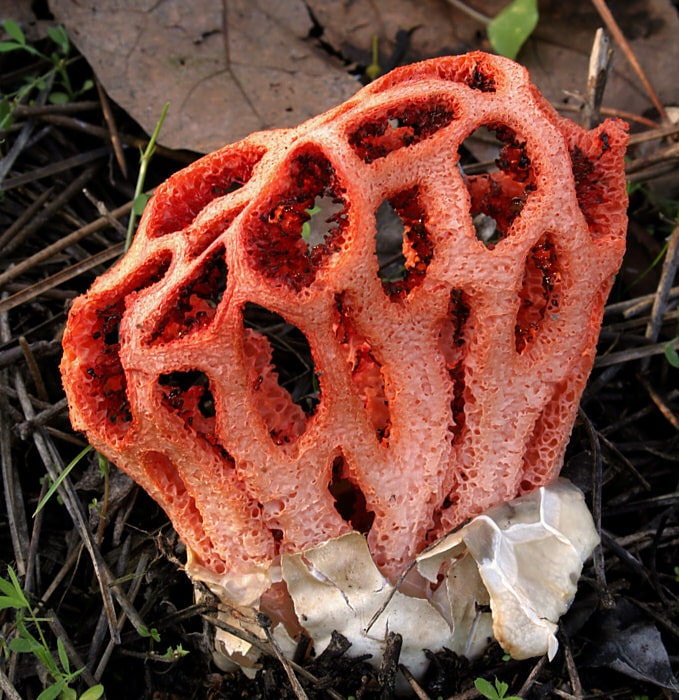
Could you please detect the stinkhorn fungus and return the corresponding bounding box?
[61,52,628,671]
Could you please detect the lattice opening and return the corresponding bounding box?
[334,295,391,442]
[243,303,319,444]
[147,145,265,238]
[244,147,348,291]
[158,370,219,442]
[458,60,497,92]
[300,192,347,251]
[80,253,171,437]
[515,235,561,354]
[348,97,456,163]
[438,289,471,443]
[375,188,434,299]
[150,247,227,344]
[460,124,535,246]
[328,455,375,535]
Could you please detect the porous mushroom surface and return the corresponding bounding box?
[61,52,627,663]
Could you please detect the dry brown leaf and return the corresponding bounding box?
[46,0,360,152]
[46,0,496,152]
[47,0,679,151]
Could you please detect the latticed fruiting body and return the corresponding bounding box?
[61,52,627,601]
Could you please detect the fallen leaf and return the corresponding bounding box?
[48,0,679,154]
[46,0,498,152]
[583,598,679,691]
[47,0,360,152]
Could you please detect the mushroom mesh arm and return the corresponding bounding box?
[60,52,627,590]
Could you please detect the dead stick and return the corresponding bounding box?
[96,78,128,178]
[0,242,125,315]
[1,166,99,257]
[0,668,23,700]
[0,147,109,192]
[0,200,133,290]
[644,222,679,347]
[0,186,53,251]
[261,618,310,700]
[579,408,614,608]
[582,28,612,129]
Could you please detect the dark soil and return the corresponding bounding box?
[1,12,678,700]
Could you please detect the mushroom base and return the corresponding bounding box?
[190,478,598,678]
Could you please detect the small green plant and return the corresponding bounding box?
[301,204,321,241]
[125,102,170,250]
[0,19,93,130]
[365,34,381,81]
[160,643,190,661]
[33,445,93,516]
[139,625,161,644]
[474,676,523,700]
[487,0,539,60]
[0,566,104,700]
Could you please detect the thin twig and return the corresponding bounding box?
[0,186,53,252]
[12,100,100,117]
[517,655,547,697]
[0,300,30,578]
[0,199,132,290]
[600,531,653,587]
[96,78,128,178]
[39,541,84,606]
[443,0,490,25]
[0,147,109,192]
[603,285,679,318]
[637,374,679,433]
[16,397,69,441]
[0,165,99,256]
[261,618,310,700]
[10,365,121,640]
[398,663,431,699]
[82,188,128,236]
[202,612,346,700]
[0,241,125,315]
[0,76,53,185]
[582,28,611,129]
[36,113,194,162]
[47,609,100,688]
[644,222,679,346]
[19,336,49,402]
[94,549,149,681]
[0,668,23,700]
[628,122,679,145]
[594,337,679,367]
[559,635,583,699]
[578,408,614,608]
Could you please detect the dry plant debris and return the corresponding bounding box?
[1,8,678,700]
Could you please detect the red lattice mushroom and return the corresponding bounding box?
[61,52,627,664]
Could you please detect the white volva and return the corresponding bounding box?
[207,479,599,675]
